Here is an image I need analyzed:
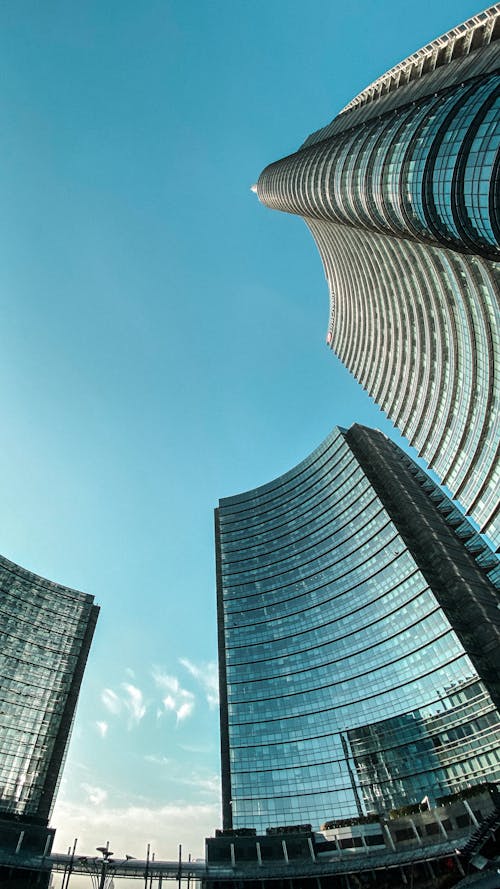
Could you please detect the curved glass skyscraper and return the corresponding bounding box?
[216,426,500,833]
[256,7,500,548]
[0,555,99,823]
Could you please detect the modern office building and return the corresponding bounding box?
[0,554,98,882]
[256,7,500,549]
[216,425,500,834]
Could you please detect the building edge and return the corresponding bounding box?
[215,508,232,830]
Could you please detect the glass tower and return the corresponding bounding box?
[256,7,500,548]
[216,426,500,833]
[0,555,99,823]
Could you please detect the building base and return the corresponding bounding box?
[0,814,54,887]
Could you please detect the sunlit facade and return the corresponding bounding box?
[0,555,99,822]
[216,426,500,832]
[256,7,500,548]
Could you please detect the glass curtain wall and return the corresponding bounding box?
[216,427,500,832]
[0,556,99,821]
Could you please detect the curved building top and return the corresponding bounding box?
[342,4,500,113]
[0,552,95,602]
[300,4,500,149]
[218,427,343,509]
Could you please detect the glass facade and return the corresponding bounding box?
[256,9,500,549]
[258,73,500,256]
[216,426,500,833]
[0,555,99,821]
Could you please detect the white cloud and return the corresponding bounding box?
[141,760,219,798]
[163,694,176,712]
[178,773,221,796]
[144,754,170,767]
[176,700,194,723]
[121,683,146,727]
[51,797,219,863]
[197,775,221,795]
[151,669,181,695]
[152,668,195,724]
[179,658,219,709]
[81,783,108,806]
[178,742,215,755]
[101,688,122,715]
[95,721,108,739]
[99,683,147,731]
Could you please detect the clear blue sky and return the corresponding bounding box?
[0,0,484,877]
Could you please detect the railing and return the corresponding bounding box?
[0,835,472,882]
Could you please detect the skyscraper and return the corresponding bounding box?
[256,6,500,549]
[216,425,500,833]
[0,554,98,874]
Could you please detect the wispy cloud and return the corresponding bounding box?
[176,701,194,722]
[178,773,221,796]
[141,759,219,798]
[151,671,182,695]
[122,683,146,727]
[95,721,108,739]
[152,668,195,723]
[178,742,215,755]
[144,754,170,767]
[100,683,147,730]
[179,658,219,709]
[81,783,108,806]
[101,688,121,715]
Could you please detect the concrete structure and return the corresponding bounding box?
[215,426,500,834]
[203,784,500,888]
[256,6,500,548]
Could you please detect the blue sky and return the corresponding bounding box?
[0,0,485,877]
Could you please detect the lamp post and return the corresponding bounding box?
[96,843,114,889]
[74,842,131,889]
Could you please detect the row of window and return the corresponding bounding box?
[259,72,499,254]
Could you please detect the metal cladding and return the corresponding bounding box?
[0,555,99,821]
[215,425,500,833]
[257,6,500,548]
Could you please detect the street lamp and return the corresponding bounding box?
[96,844,114,889]
[74,842,124,889]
